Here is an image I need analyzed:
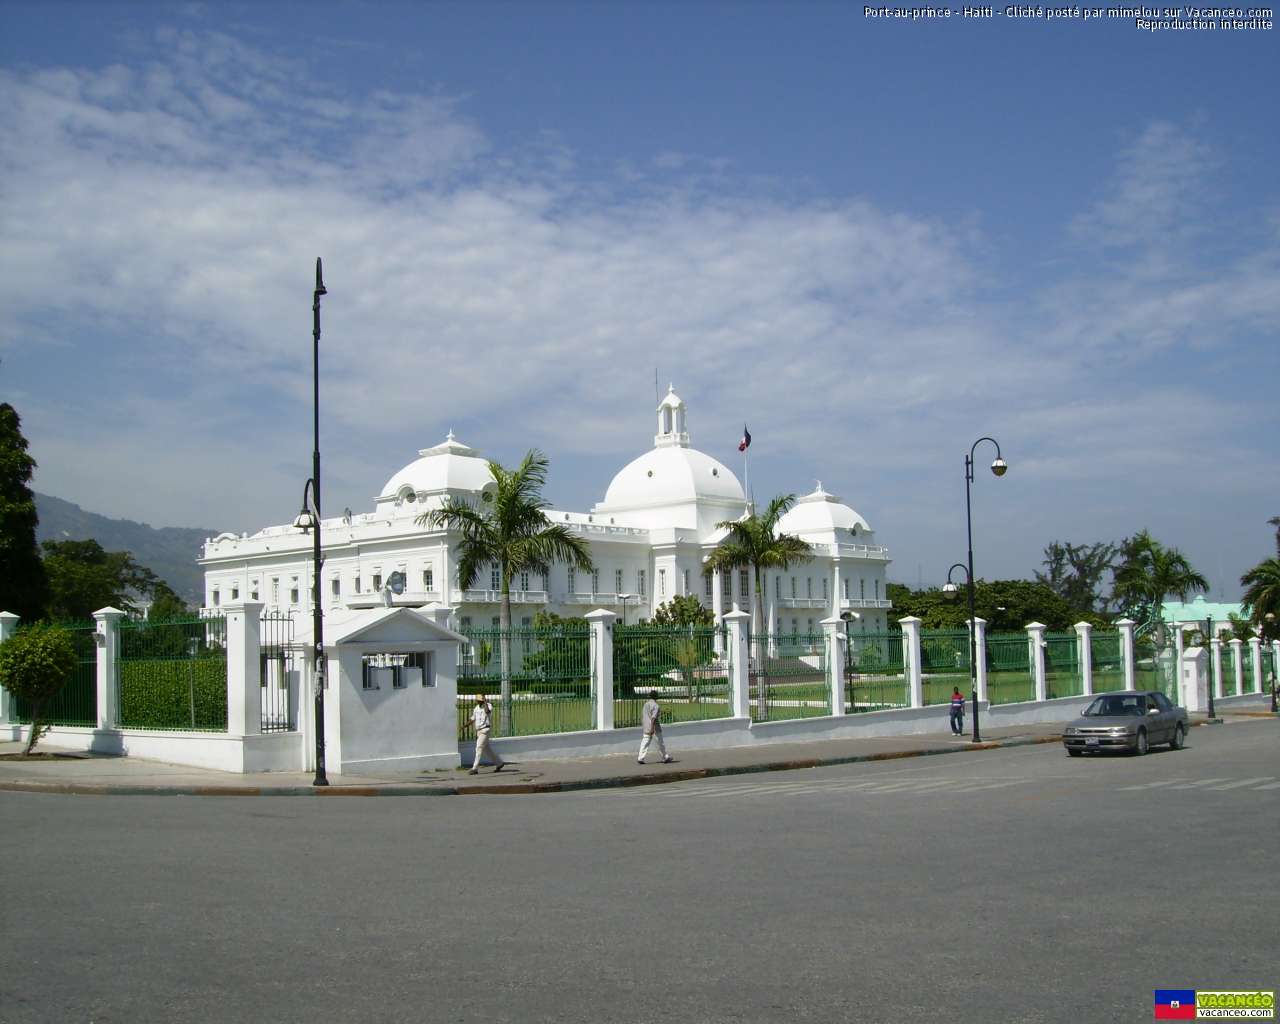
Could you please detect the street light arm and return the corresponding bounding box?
[966,436,1005,483]
[946,562,972,587]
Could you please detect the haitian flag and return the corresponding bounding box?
[1154,990,1196,1020]
[738,426,751,452]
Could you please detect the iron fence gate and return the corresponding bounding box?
[259,612,299,732]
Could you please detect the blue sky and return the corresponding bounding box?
[1,1,1276,600]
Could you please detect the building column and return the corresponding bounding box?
[1074,621,1093,696]
[711,568,725,656]
[225,601,264,737]
[821,616,846,717]
[1229,638,1244,696]
[1210,636,1224,699]
[723,609,751,720]
[585,609,616,731]
[1172,623,1186,694]
[92,606,126,731]
[830,562,842,621]
[1248,636,1264,693]
[900,616,923,709]
[967,616,989,703]
[1027,622,1047,702]
[1116,619,1136,691]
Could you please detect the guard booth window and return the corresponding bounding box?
[361,652,434,689]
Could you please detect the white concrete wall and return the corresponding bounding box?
[5,726,306,772]
[333,641,459,775]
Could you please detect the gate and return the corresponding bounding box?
[259,612,299,732]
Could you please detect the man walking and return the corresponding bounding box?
[949,686,966,736]
[638,690,673,765]
[469,694,505,775]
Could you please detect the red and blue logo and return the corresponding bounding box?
[1155,990,1197,1020]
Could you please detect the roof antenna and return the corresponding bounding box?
[654,367,660,409]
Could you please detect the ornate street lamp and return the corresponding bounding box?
[618,593,634,627]
[942,563,976,734]
[954,437,1007,742]
[1203,615,1218,721]
[294,258,329,787]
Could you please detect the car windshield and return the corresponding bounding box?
[1083,696,1144,717]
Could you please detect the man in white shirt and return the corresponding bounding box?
[637,690,673,765]
[469,695,505,775]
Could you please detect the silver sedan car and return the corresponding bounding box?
[1061,690,1189,757]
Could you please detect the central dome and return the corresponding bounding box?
[600,445,745,510]
[596,386,744,515]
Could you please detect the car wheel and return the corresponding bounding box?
[1134,728,1149,756]
[1169,723,1185,750]
[1067,748,1083,758]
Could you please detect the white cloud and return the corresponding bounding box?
[2,27,1277,600]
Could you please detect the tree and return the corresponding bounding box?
[1240,558,1280,642]
[0,403,49,622]
[704,494,812,717]
[41,538,163,621]
[1034,540,1117,613]
[703,494,813,638]
[0,622,77,754]
[146,583,190,622]
[417,450,594,731]
[650,595,714,626]
[888,579,1092,632]
[1111,530,1208,628]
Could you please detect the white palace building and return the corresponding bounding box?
[199,388,894,636]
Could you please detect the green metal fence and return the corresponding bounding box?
[1241,644,1255,694]
[117,616,228,731]
[1090,631,1124,693]
[1220,645,1237,696]
[1044,632,1083,699]
[457,626,594,738]
[986,632,1034,704]
[846,630,908,712]
[12,621,99,726]
[748,632,830,722]
[919,630,970,706]
[615,625,731,729]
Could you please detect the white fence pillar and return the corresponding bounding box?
[1180,647,1209,713]
[93,606,125,730]
[1210,637,1224,699]
[821,616,846,717]
[225,602,263,736]
[1074,621,1094,696]
[0,611,18,726]
[1229,638,1244,695]
[1116,619,1136,691]
[969,617,988,703]
[1248,636,1264,693]
[585,609,616,731]
[1272,640,1280,692]
[724,609,751,720]
[711,569,724,657]
[1027,622,1047,702]
[900,616,923,709]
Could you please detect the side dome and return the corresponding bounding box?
[600,445,745,510]
[777,483,872,538]
[377,432,493,505]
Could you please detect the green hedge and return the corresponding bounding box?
[118,656,228,731]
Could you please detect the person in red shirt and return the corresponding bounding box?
[949,686,966,735]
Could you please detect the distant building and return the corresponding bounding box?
[199,388,894,636]
[1161,595,1244,636]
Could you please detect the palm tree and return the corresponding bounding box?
[1240,558,1280,640]
[704,495,813,714]
[1112,529,1209,627]
[417,450,593,732]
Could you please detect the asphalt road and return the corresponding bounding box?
[1,721,1276,1024]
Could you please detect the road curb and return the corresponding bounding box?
[0,732,1064,798]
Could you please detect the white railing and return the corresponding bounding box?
[778,597,828,609]
[840,598,893,610]
[460,589,550,604]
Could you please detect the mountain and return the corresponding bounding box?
[35,493,221,607]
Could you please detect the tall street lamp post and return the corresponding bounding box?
[956,437,1007,743]
[942,563,975,732]
[1203,616,1217,721]
[618,593,634,627]
[1267,613,1277,714]
[293,258,328,787]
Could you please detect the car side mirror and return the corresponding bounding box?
[1147,707,1160,714]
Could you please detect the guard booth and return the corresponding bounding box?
[324,607,463,775]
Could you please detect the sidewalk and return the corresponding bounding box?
[0,702,1271,797]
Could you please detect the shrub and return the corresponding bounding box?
[0,623,78,753]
